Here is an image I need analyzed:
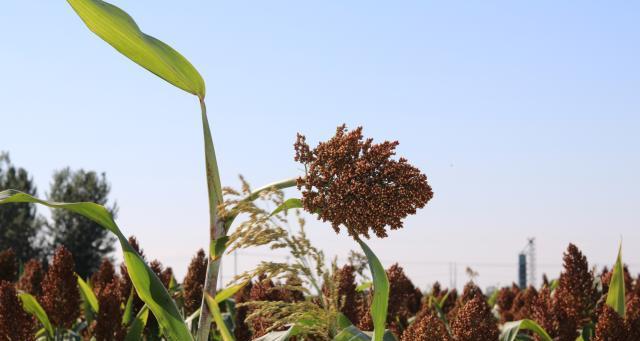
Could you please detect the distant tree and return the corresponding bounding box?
[47,168,117,278]
[0,152,44,262]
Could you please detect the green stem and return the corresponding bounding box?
[196,97,226,341]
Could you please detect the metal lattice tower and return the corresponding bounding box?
[526,238,537,288]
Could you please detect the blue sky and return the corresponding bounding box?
[1,1,639,290]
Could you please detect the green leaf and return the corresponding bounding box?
[66,0,205,97]
[204,294,235,341]
[18,293,53,337]
[500,319,552,341]
[122,289,135,325]
[271,198,303,216]
[125,305,150,341]
[356,238,389,341]
[606,244,626,317]
[210,236,230,262]
[77,275,99,313]
[0,190,193,341]
[337,312,354,330]
[333,325,371,341]
[214,282,247,303]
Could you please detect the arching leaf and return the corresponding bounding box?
[0,190,193,341]
[66,0,205,97]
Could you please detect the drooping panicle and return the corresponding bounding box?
[294,125,433,238]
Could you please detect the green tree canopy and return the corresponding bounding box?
[47,167,117,278]
[0,152,44,262]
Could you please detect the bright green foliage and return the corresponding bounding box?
[18,292,53,337]
[125,306,150,341]
[0,190,193,341]
[356,238,389,341]
[605,244,626,317]
[205,294,235,341]
[77,274,99,317]
[500,319,552,341]
[66,0,205,97]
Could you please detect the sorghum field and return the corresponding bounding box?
[1,0,637,340]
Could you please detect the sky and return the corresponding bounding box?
[1,1,639,291]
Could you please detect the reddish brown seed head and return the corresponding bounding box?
[40,246,81,329]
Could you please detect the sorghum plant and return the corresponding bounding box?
[400,310,451,341]
[182,249,207,316]
[450,296,500,341]
[40,246,81,331]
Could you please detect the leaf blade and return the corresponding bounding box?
[18,293,54,337]
[500,319,552,341]
[66,0,205,97]
[356,238,389,341]
[606,244,626,317]
[0,190,193,341]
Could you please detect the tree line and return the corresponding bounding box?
[0,152,116,278]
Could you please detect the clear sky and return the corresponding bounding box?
[1,1,639,290]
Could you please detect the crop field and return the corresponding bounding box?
[1,0,638,340]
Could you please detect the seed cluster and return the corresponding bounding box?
[40,246,81,329]
[92,280,125,341]
[0,249,17,282]
[0,281,35,341]
[182,249,207,316]
[450,296,500,341]
[401,311,451,341]
[17,259,43,296]
[294,125,433,238]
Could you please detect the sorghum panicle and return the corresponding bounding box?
[511,286,537,320]
[0,249,17,282]
[40,246,81,329]
[294,125,433,238]
[386,264,422,334]
[450,296,500,341]
[593,306,626,341]
[182,249,207,316]
[625,296,640,340]
[554,244,598,326]
[234,281,254,341]
[17,259,44,296]
[532,287,577,341]
[92,280,125,341]
[333,265,359,324]
[91,258,118,295]
[496,284,520,322]
[0,280,36,341]
[249,276,284,338]
[400,310,452,341]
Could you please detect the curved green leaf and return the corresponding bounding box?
[500,319,552,341]
[0,190,192,341]
[125,305,150,341]
[356,238,389,341]
[18,293,53,337]
[606,244,626,317]
[253,326,299,341]
[66,0,205,97]
[214,282,247,303]
[337,312,354,330]
[204,294,234,341]
[122,289,135,325]
[271,198,303,216]
[77,275,99,313]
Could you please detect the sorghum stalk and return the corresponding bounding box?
[195,96,297,339]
